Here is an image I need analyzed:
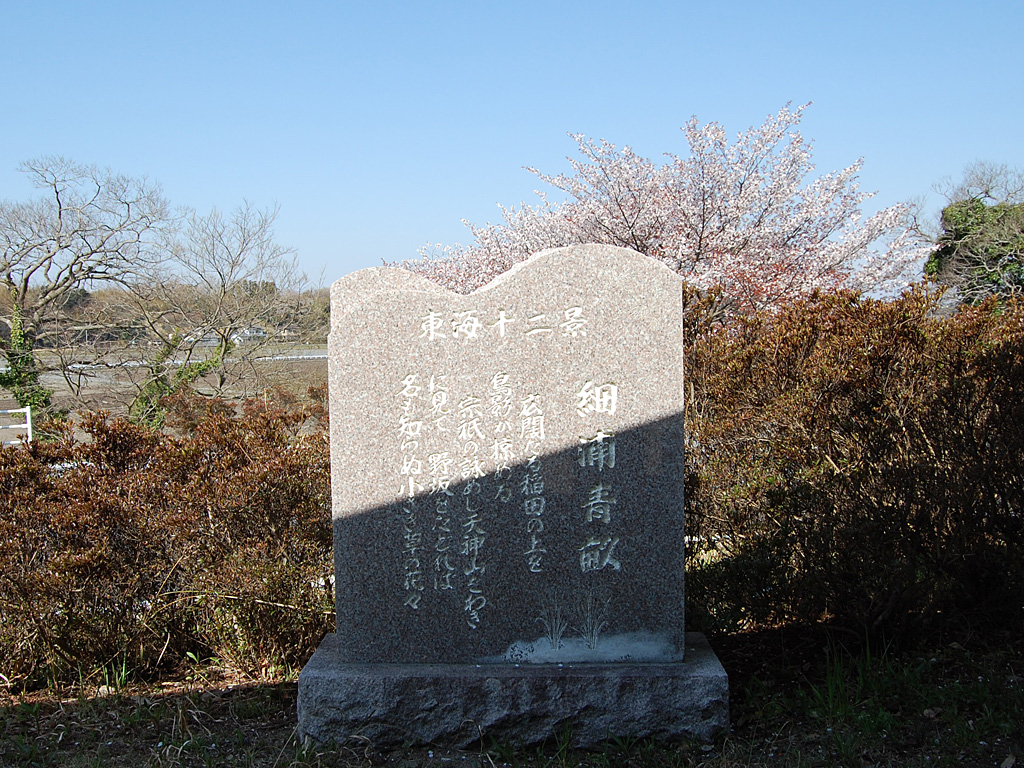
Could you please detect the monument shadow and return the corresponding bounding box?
[331,411,686,666]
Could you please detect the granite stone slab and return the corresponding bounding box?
[325,245,686,665]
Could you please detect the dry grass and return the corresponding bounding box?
[3,629,1020,768]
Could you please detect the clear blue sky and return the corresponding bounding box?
[3,0,1022,284]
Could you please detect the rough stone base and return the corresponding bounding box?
[297,633,728,748]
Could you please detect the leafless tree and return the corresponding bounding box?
[1,158,328,416]
[935,161,1024,206]
[0,157,169,406]
[1,156,170,342]
[109,203,313,422]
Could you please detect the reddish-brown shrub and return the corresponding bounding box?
[685,288,1024,643]
[0,389,331,689]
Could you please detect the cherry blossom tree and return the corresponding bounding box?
[397,104,926,310]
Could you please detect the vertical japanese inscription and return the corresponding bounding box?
[519,393,547,573]
[427,376,456,593]
[400,306,619,621]
[331,246,685,664]
[457,392,487,628]
[397,375,426,609]
[398,302,639,635]
[576,381,623,576]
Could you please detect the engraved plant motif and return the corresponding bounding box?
[575,590,610,650]
[536,602,569,651]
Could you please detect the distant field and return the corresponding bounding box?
[1,344,329,418]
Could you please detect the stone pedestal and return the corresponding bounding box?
[298,632,728,748]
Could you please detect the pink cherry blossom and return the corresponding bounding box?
[394,104,927,312]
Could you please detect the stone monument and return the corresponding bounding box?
[298,244,728,747]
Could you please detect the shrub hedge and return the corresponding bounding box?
[685,288,1024,644]
[0,388,333,689]
[1,288,1022,690]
